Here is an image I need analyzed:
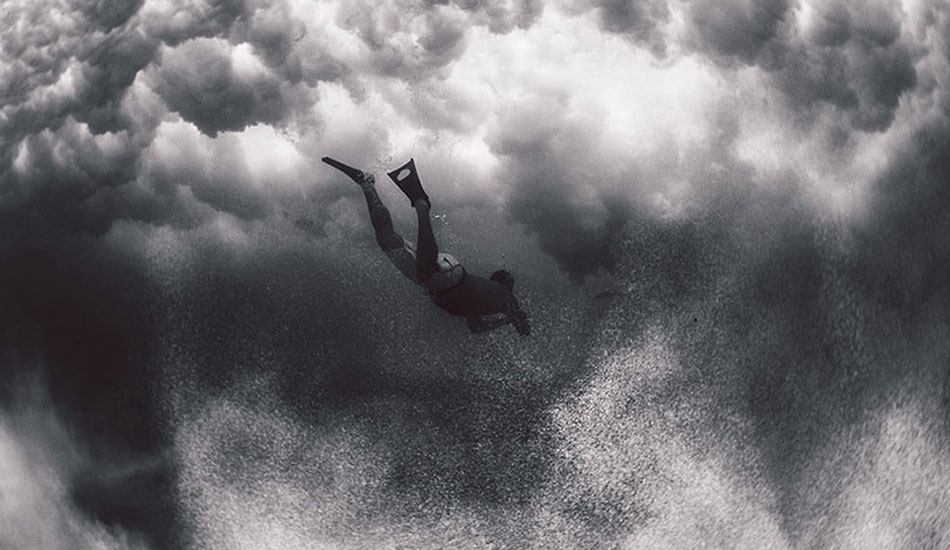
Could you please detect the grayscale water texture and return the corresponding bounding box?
[2,1,949,548]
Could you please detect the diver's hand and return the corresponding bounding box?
[510,309,531,336]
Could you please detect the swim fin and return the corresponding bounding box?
[387,158,430,207]
[322,157,372,187]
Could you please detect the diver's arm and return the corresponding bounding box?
[466,315,509,334]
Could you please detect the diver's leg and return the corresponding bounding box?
[359,182,403,250]
[322,158,418,282]
[414,199,438,283]
[359,183,418,282]
[322,157,404,250]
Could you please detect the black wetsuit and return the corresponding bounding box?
[431,273,514,317]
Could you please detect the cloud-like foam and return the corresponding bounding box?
[684,0,919,133]
[140,0,252,46]
[595,0,671,54]
[149,38,289,136]
[0,0,936,251]
[688,0,790,63]
[778,3,918,132]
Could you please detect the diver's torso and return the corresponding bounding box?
[431,274,510,317]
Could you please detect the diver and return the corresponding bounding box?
[322,156,531,336]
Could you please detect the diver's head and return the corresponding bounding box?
[490,269,515,291]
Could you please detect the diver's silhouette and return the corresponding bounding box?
[322,157,530,335]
